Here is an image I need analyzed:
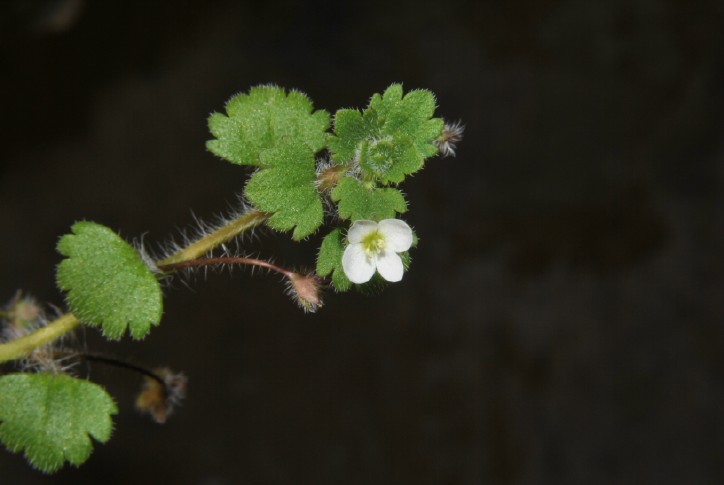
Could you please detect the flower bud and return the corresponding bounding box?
[286,272,323,313]
[316,163,347,192]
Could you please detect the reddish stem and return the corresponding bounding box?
[157,257,294,278]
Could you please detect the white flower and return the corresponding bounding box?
[342,219,413,284]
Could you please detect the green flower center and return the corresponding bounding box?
[361,231,386,257]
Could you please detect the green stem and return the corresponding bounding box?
[0,313,79,363]
[0,209,270,364]
[158,209,269,265]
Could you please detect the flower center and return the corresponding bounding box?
[361,231,386,257]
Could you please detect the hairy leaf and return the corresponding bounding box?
[56,222,163,340]
[0,373,117,473]
[331,177,407,221]
[207,85,330,166]
[328,84,443,184]
[245,143,324,240]
[326,108,372,164]
[316,228,351,292]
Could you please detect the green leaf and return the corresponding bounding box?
[331,177,408,221]
[206,85,328,239]
[207,85,330,166]
[56,222,163,340]
[245,143,324,240]
[358,133,420,183]
[370,85,437,138]
[316,228,351,292]
[326,108,371,164]
[328,84,443,184]
[0,373,117,473]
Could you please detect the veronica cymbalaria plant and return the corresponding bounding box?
[0,83,462,473]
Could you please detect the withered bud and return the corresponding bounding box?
[2,291,45,341]
[316,164,347,192]
[135,367,188,424]
[435,120,465,158]
[13,299,42,323]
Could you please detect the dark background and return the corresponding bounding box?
[1,0,722,483]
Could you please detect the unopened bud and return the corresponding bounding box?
[316,164,347,192]
[287,272,323,313]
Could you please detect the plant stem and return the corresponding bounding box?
[79,353,166,386]
[158,256,294,277]
[0,313,79,363]
[158,209,269,266]
[0,209,270,364]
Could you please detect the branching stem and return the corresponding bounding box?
[0,209,270,364]
[158,209,269,266]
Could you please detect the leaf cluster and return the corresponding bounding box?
[207,85,330,239]
[318,85,441,290]
[206,84,442,245]
[0,83,452,474]
[328,84,443,184]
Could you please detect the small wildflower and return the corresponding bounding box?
[342,219,413,284]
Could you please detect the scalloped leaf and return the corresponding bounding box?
[245,143,324,240]
[326,108,373,164]
[56,222,163,340]
[331,177,408,221]
[0,373,117,473]
[328,84,443,184]
[207,85,330,166]
[316,228,351,292]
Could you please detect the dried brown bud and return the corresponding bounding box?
[435,120,465,157]
[316,163,348,192]
[135,367,188,424]
[2,291,45,341]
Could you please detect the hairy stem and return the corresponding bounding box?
[158,256,294,277]
[158,209,269,266]
[0,209,270,364]
[0,313,79,363]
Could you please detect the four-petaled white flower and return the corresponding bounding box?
[342,219,413,284]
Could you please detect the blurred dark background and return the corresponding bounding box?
[1,0,722,483]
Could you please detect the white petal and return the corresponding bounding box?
[378,219,413,252]
[347,220,378,244]
[342,243,376,284]
[375,250,404,282]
